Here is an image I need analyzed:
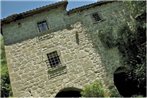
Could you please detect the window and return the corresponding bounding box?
[92,12,101,22]
[37,20,49,32]
[18,22,22,27]
[47,51,61,68]
[75,32,79,45]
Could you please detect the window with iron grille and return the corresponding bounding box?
[47,51,61,68]
[37,20,49,32]
[92,12,101,22]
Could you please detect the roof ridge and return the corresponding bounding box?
[67,1,114,15]
[1,0,115,25]
[1,0,68,24]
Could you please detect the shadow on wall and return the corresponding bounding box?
[55,87,82,97]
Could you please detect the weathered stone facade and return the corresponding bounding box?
[2,1,130,97]
[4,22,108,97]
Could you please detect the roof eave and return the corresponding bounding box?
[67,1,115,15]
[1,1,68,25]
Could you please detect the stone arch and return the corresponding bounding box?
[113,66,129,96]
[55,87,82,97]
[113,66,138,97]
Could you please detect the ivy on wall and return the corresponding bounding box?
[86,1,146,97]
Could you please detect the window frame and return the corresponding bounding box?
[46,51,61,68]
[44,49,66,78]
[37,20,49,33]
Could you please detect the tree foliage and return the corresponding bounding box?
[115,19,146,96]
[0,36,12,97]
[97,1,146,96]
[81,81,110,97]
[81,81,120,97]
[117,1,146,96]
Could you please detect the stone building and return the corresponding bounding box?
[1,1,130,97]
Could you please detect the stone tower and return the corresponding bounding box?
[1,1,128,97]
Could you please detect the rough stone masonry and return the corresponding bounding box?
[1,1,130,97]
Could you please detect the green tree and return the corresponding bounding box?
[115,1,146,96]
[81,81,120,97]
[81,81,110,97]
[0,35,12,97]
[97,1,146,96]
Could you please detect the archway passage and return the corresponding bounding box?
[55,87,81,97]
[114,67,138,97]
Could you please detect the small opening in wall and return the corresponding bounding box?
[91,12,101,22]
[18,22,22,27]
[28,89,33,96]
[75,32,79,45]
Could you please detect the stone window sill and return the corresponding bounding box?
[93,19,105,24]
[39,30,50,34]
[48,65,67,78]
[38,32,54,41]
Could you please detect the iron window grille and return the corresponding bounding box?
[47,51,61,68]
[37,20,49,32]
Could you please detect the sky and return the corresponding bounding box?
[1,0,98,19]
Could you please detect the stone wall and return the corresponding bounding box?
[4,23,108,97]
[3,1,132,97]
[67,1,132,80]
[2,6,67,45]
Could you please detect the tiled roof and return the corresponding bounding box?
[1,0,68,25]
[1,0,115,25]
[67,1,114,15]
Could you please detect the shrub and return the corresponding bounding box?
[81,81,110,97]
[108,85,121,97]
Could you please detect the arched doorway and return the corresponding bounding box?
[55,87,82,97]
[113,66,138,97]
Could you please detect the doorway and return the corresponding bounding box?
[55,87,81,97]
